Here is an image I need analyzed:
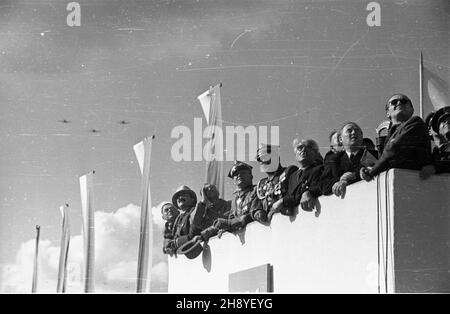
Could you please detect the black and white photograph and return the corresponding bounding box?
[0,0,448,297]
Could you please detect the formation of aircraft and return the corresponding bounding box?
[56,119,131,133]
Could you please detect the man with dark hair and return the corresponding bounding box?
[213,161,263,232]
[420,106,450,178]
[324,130,343,163]
[255,144,298,221]
[361,94,432,181]
[272,138,323,215]
[319,122,378,197]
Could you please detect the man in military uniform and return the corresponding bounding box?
[213,161,263,232]
[163,185,197,255]
[255,144,298,221]
[161,202,180,255]
[420,106,450,178]
[189,183,231,242]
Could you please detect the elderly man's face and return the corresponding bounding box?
[233,169,253,189]
[386,95,413,122]
[439,116,450,140]
[341,124,363,150]
[161,204,179,221]
[294,143,315,165]
[330,132,343,153]
[176,192,195,210]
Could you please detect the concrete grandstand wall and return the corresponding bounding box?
[168,169,449,293]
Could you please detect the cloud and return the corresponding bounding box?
[1,203,168,293]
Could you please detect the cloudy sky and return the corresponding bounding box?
[0,0,448,292]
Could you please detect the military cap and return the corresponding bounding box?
[228,160,252,178]
[171,185,197,209]
[431,106,450,133]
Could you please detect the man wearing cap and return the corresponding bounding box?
[272,139,324,214]
[420,106,450,178]
[213,161,263,232]
[163,185,198,255]
[361,94,432,182]
[255,144,298,221]
[320,122,378,197]
[161,202,180,255]
[189,183,231,242]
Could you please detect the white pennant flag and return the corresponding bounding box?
[80,171,95,293]
[134,136,154,293]
[198,84,225,198]
[198,89,212,125]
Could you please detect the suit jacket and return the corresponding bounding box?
[369,116,432,177]
[281,164,324,208]
[319,148,377,195]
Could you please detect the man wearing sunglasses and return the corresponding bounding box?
[361,94,431,181]
[255,144,298,222]
[420,106,450,178]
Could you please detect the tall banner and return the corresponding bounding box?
[57,204,70,293]
[80,171,95,293]
[31,225,40,293]
[198,83,225,198]
[421,52,449,116]
[133,136,154,293]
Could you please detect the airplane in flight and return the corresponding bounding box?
[58,119,71,124]
[117,120,130,125]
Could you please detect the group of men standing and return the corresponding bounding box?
[162,93,450,259]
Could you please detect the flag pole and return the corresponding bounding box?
[31,225,40,293]
[419,51,424,118]
[135,135,155,293]
[57,204,70,293]
[80,171,95,293]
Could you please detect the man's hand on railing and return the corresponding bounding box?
[332,180,347,198]
[300,191,316,211]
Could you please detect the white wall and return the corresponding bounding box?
[168,169,450,293]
